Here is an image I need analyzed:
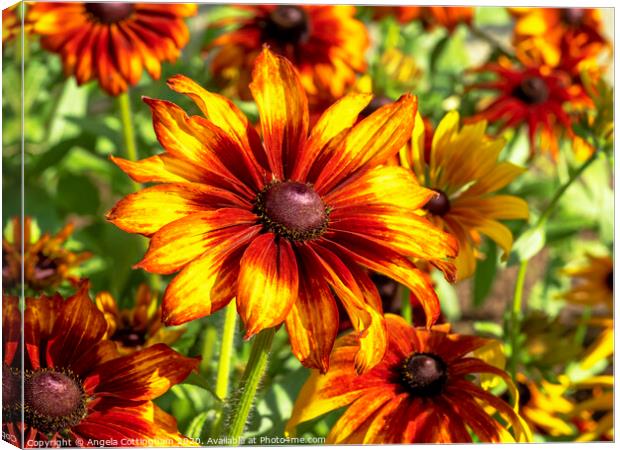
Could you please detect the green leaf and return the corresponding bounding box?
[429,35,450,74]
[182,372,221,402]
[509,225,546,264]
[431,271,461,321]
[473,241,498,307]
[184,411,210,440]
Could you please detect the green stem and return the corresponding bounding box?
[401,286,412,325]
[508,260,528,378]
[216,303,237,400]
[224,328,275,443]
[117,90,139,164]
[508,151,599,378]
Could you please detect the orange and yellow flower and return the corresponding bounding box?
[26,2,197,95]
[287,315,530,443]
[2,281,198,447]
[509,8,609,71]
[96,284,184,355]
[2,216,91,292]
[570,375,614,441]
[107,47,457,374]
[2,3,21,44]
[206,5,368,107]
[400,111,529,279]
[511,375,575,438]
[562,253,613,309]
[373,6,474,31]
[470,58,588,158]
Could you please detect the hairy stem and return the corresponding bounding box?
[224,328,275,443]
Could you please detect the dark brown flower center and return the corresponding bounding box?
[400,352,448,397]
[513,76,550,105]
[256,181,329,241]
[264,5,310,45]
[2,365,21,420]
[371,273,399,309]
[111,326,147,348]
[359,96,393,119]
[423,189,451,216]
[516,381,532,407]
[34,251,59,281]
[562,8,585,26]
[606,270,613,292]
[25,369,87,433]
[85,2,134,24]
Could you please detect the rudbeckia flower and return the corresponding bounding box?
[562,253,613,308]
[287,315,531,443]
[26,2,197,95]
[509,8,608,70]
[373,6,474,31]
[1,282,198,447]
[400,111,529,279]
[570,375,614,441]
[107,47,458,373]
[96,284,184,354]
[2,4,20,44]
[206,5,368,107]
[470,58,587,158]
[2,217,91,291]
[509,374,575,438]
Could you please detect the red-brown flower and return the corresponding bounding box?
[206,5,369,107]
[26,2,197,95]
[287,315,531,443]
[373,6,473,31]
[107,48,458,374]
[470,58,587,158]
[2,282,198,447]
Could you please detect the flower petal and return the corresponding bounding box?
[136,209,257,274]
[313,94,417,194]
[237,233,299,338]
[85,344,198,400]
[291,93,372,181]
[46,281,108,371]
[106,183,249,236]
[162,225,261,325]
[249,47,309,179]
[285,272,339,373]
[110,154,210,184]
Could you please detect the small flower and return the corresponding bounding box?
[206,5,369,107]
[373,6,474,31]
[509,8,609,70]
[26,2,197,95]
[107,47,457,374]
[2,4,21,44]
[2,281,198,447]
[96,284,184,354]
[570,375,613,442]
[470,58,588,158]
[287,315,530,443]
[562,253,613,309]
[400,111,529,279]
[509,374,576,438]
[2,217,91,292]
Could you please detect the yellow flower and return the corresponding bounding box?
[570,375,613,441]
[400,111,529,279]
[562,253,613,309]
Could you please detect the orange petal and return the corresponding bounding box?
[46,281,108,370]
[324,165,432,211]
[237,233,299,338]
[249,47,309,179]
[285,272,339,373]
[86,343,198,400]
[292,93,372,181]
[106,183,249,236]
[111,154,210,184]
[327,387,395,443]
[313,94,417,194]
[136,209,258,274]
[162,225,262,325]
[167,74,267,189]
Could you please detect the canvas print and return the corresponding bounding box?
[1,2,614,447]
